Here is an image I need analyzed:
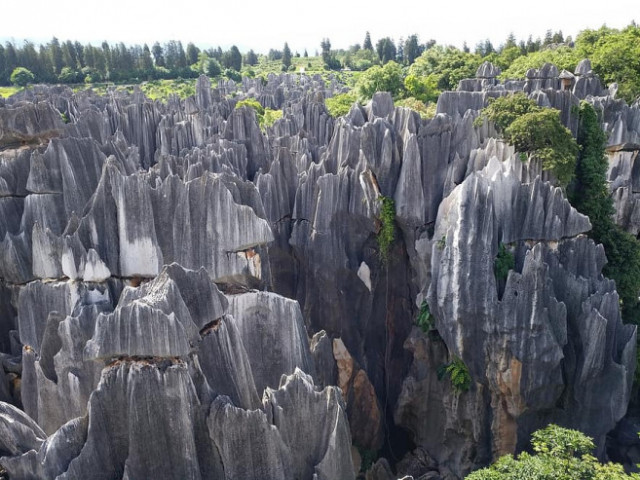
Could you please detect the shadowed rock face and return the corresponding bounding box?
[0,64,639,479]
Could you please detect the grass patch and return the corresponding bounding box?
[0,86,21,98]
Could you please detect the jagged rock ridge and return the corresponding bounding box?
[0,62,638,479]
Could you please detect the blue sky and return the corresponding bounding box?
[1,0,637,53]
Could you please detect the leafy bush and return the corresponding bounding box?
[396,97,437,119]
[10,67,35,87]
[508,109,578,186]
[404,73,440,103]
[575,24,640,103]
[474,93,541,133]
[58,67,82,84]
[356,61,404,100]
[476,93,578,187]
[260,108,282,130]
[236,97,265,116]
[377,196,396,263]
[494,244,515,281]
[409,46,482,90]
[224,68,242,82]
[500,46,581,80]
[325,92,358,118]
[235,98,282,131]
[205,58,222,78]
[467,424,640,480]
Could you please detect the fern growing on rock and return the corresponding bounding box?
[439,357,471,394]
[416,300,433,333]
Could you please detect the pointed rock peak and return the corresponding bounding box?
[575,58,593,76]
[476,61,501,79]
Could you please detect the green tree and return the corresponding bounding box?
[0,44,6,84]
[205,58,221,77]
[62,40,78,69]
[404,34,421,65]
[376,37,396,64]
[582,24,640,103]
[325,92,358,117]
[222,45,242,71]
[10,67,34,86]
[467,424,640,480]
[505,109,578,186]
[152,42,165,67]
[570,102,640,319]
[49,37,63,74]
[140,44,154,74]
[377,196,395,263]
[500,46,580,80]
[409,45,482,90]
[404,73,439,103]
[186,42,199,65]
[58,66,80,83]
[356,60,404,99]
[282,42,292,70]
[320,38,340,70]
[244,49,258,66]
[476,93,578,186]
[363,31,373,51]
[475,93,542,134]
[395,97,437,119]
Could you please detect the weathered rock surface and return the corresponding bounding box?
[396,160,635,477]
[0,102,64,147]
[0,63,639,480]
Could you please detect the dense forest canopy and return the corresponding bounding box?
[1,23,638,102]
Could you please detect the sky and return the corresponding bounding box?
[1,0,637,54]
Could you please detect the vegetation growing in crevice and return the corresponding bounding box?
[395,97,437,119]
[569,102,640,323]
[416,300,433,333]
[438,356,471,394]
[235,97,282,131]
[357,447,378,473]
[494,243,515,282]
[377,196,395,264]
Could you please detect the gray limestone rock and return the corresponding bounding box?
[264,369,355,480]
[475,62,501,79]
[228,291,314,394]
[0,401,45,456]
[0,103,64,147]
[310,330,338,389]
[1,62,640,480]
[207,395,291,479]
[58,359,205,480]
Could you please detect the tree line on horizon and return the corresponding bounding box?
[1,23,638,102]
